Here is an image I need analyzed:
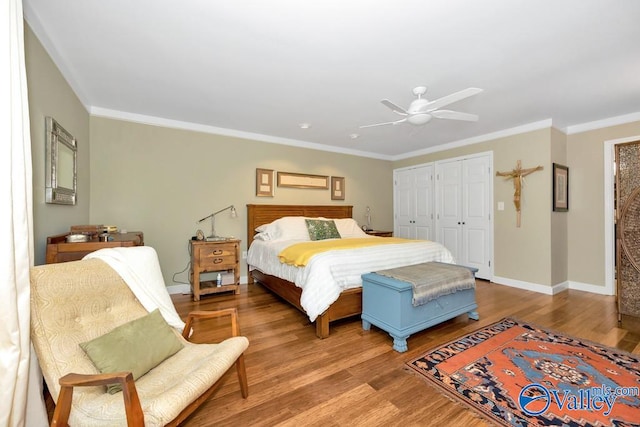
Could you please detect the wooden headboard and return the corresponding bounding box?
[246,204,354,249]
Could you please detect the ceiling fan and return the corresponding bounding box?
[360,86,483,128]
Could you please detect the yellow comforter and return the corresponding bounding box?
[278,237,412,267]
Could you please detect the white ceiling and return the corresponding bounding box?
[23,0,640,159]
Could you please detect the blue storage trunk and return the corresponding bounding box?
[361,266,479,352]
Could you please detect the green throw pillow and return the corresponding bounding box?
[305,219,341,241]
[79,308,184,394]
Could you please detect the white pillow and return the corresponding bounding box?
[253,232,271,241]
[254,216,369,241]
[254,223,278,241]
[254,217,311,241]
[333,218,369,238]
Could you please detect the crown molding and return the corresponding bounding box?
[391,119,554,161]
[564,112,640,135]
[90,107,392,160]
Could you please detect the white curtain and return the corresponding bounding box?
[1,0,48,425]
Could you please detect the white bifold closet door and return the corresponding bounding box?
[435,154,492,279]
[395,165,434,240]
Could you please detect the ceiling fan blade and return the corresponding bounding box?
[422,87,483,112]
[381,99,409,116]
[430,110,479,121]
[359,118,407,128]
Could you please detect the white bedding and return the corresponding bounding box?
[247,237,455,321]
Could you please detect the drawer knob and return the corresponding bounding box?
[213,258,223,264]
[213,249,223,255]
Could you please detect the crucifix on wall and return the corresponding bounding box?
[496,160,543,227]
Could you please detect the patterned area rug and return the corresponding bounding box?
[406,318,640,426]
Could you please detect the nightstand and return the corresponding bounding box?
[365,230,393,237]
[189,239,240,301]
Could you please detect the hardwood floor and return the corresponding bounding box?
[170,280,640,426]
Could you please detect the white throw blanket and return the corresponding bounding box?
[83,246,186,331]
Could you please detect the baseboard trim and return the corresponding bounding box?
[491,276,567,295]
[568,280,613,296]
[167,275,249,295]
[167,284,190,295]
[492,276,614,296]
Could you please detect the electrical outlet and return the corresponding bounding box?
[242,251,247,259]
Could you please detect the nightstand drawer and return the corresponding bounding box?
[197,245,236,270]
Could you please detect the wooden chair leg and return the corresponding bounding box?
[235,354,249,398]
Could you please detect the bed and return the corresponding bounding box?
[246,204,454,338]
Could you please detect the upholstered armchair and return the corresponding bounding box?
[30,255,249,426]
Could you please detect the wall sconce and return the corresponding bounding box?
[197,205,237,241]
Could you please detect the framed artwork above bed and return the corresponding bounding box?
[277,172,329,189]
[255,168,274,197]
[331,176,345,200]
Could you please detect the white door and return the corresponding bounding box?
[394,165,434,239]
[415,166,434,240]
[436,154,492,280]
[395,168,415,239]
[461,156,491,279]
[436,160,463,261]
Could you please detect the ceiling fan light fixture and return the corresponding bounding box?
[408,113,432,125]
[360,86,481,129]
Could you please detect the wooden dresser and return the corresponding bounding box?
[46,232,144,264]
[189,239,240,301]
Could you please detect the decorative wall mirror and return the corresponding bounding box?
[45,117,77,205]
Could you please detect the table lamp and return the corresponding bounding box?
[197,205,237,241]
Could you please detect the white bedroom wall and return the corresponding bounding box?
[566,119,640,290]
[89,116,394,287]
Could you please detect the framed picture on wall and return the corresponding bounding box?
[553,163,568,212]
[277,171,329,189]
[256,168,274,197]
[331,176,345,200]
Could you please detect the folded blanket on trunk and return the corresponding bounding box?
[375,262,475,307]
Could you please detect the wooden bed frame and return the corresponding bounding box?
[246,204,361,338]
